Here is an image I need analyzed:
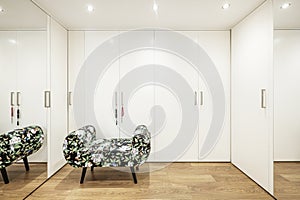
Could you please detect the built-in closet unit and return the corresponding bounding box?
[231,0,274,194]
[68,30,230,162]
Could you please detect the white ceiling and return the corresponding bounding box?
[1,0,299,31]
[0,0,47,30]
[273,0,300,29]
[32,0,267,30]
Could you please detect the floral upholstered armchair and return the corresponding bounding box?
[63,125,151,184]
[0,126,44,184]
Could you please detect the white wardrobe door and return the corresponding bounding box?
[68,31,85,132]
[197,31,230,162]
[274,30,300,161]
[85,31,121,139]
[154,30,199,162]
[231,0,273,194]
[118,30,156,160]
[17,31,47,162]
[175,31,199,162]
[0,31,17,133]
[48,18,68,177]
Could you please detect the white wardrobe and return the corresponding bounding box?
[68,30,230,162]
[231,0,274,194]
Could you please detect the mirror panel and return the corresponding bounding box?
[273,0,300,199]
[0,0,48,199]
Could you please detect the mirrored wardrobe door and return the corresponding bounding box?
[273,0,300,199]
[0,0,48,199]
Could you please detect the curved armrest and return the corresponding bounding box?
[131,125,151,166]
[0,126,44,169]
[63,125,96,168]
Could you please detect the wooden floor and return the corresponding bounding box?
[0,163,47,200]
[274,162,300,200]
[26,163,274,200]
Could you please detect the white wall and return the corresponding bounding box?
[274,30,300,161]
[68,30,230,162]
[47,17,68,177]
[231,0,273,194]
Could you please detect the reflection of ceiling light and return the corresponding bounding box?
[153,2,158,13]
[0,7,4,12]
[280,2,291,9]
[9,39,17,44]
[87,5,94,12]
[222,3,230,9]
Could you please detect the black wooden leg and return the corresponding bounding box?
[130,167,137,184]
[136,166,139,171]
[80,167,87,184]
[23,157,30,171]
[1,168,9,184]
[91,166,94,172]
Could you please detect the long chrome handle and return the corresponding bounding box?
[261,89,266,108]
[10,92,15,106]
[68,92,72,106]
[16,92,21,106]
[200,91,203,106]
[44,91,51,108]
[194,91,197,105]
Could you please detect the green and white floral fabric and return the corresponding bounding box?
[63,125,151,168]
[0,126,44,169]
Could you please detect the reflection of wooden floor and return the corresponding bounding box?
[0,163,47,200]
[275,162,300,200]
[27,163,273,200]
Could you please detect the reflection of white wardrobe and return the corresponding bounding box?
[274,30,300,161]
[0,17,68,177]
[0,30,47,162]
[68,30,230,162]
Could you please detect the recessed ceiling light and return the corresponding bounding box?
[87,5,94,12]
[280,2,291,9]
[222,3,230,9]
[153,2,158,13]
[0,7,4,12]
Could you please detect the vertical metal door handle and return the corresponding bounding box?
[68,92,72,106]
[121,92,124,106]
[44,91,51,108]
[200,91,203,106]
[16,92,21,106]
[115,92,118,125]
[10,92,15,106]
[121,92,124,121]
[194,91,197,105]
[261,89,266,108]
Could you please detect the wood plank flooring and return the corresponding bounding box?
[274,162,300,200]
[0,163,47,200]
[26,163,274,200]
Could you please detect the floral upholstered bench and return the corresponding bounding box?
[0,126,44,184]
[63,125,151,184]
